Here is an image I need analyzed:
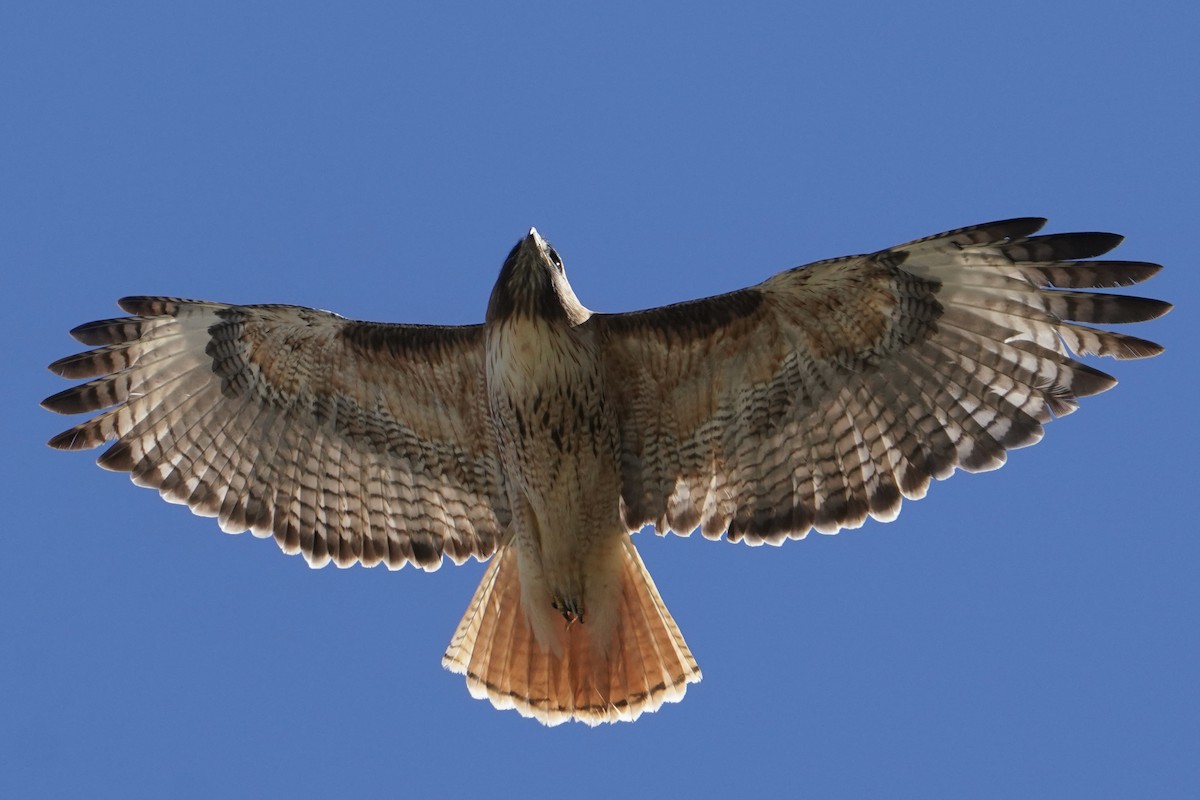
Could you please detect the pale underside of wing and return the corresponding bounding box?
[43,297,511,570]
[597,218,1170,545]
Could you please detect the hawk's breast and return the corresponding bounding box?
[485,315,621,537]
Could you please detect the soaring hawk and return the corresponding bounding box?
[43,218,1170,725]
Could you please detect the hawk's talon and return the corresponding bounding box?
[552,596,585,624]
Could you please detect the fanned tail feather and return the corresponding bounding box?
[442,541,700,726]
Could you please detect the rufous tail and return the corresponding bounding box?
[442,539,701,726]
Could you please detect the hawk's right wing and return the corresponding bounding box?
[43,297,510,570]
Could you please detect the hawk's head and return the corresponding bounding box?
[487,228,590,325]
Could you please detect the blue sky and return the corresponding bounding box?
[4,2,1196,797]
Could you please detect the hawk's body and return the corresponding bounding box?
[43,219,1169,725]
[448,231,699,720]
[485,241,617,636]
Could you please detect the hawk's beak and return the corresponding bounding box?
[519,228,549,263]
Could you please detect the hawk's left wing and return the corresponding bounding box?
[43,297,509,570]
[593,219,1169,544]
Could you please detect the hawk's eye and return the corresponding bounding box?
[548,248,564,272]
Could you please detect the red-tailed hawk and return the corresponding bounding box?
[43,218,1170,725]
